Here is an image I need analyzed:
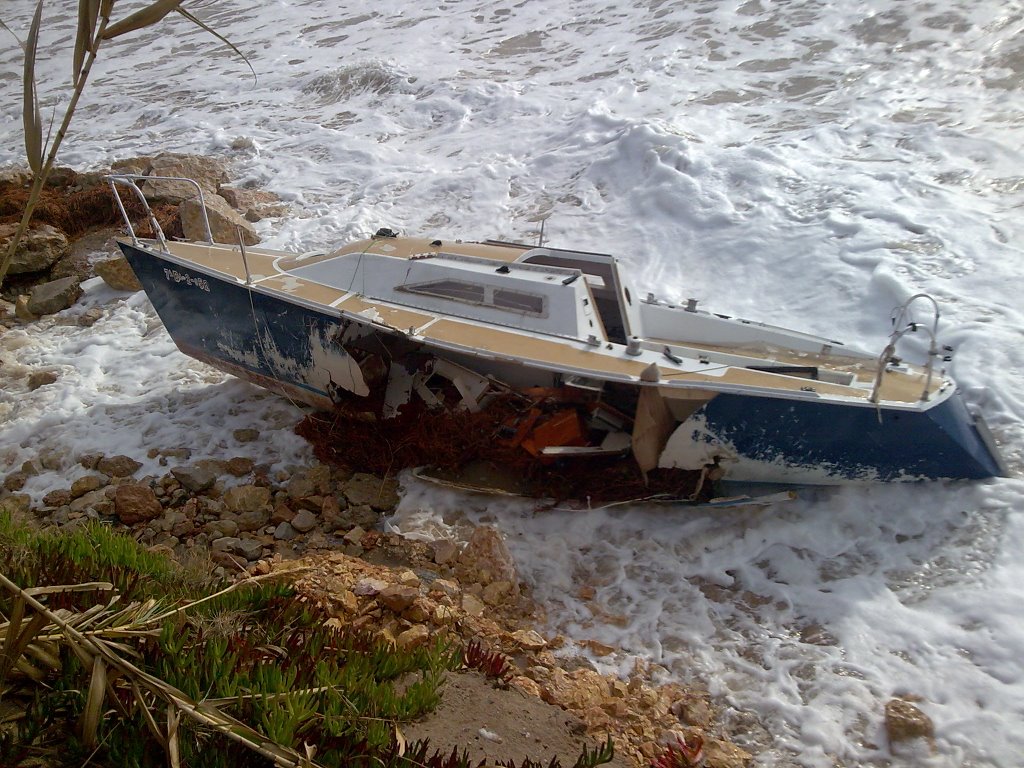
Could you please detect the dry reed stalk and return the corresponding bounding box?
[0,571,329,767]
[0,0,252,290]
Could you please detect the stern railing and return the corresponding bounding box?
[869,293,952,404]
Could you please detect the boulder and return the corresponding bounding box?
[456,525,518,588]
[235,507,271,533]
[97,455,142,478]
[290,509,318,532]
[225,457,255,476]
[14,295,36,320]
[111,156,152,177]
[27,276,82,316]
[223,484,271,514]
[343,473,400,511]
[93,256,142,291]
[378,585,419,613]
[180,194,260,246]
[114,484,163,525]
[170,465,216,493]
[511,629,547,652]
[322,498,377,533]
[430,539,459,565]
[78,307,104,327]
[27,370,58,390]
[233,428,260,443]
[219,186,288,221]
[273,521,298,541]
[396,624,430,650]
[70,475,105,499]
[0,223,70,274]
[142,153,228,203]
[885,698,934,744]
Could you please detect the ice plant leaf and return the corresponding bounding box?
[23,0,44,174]
[101,0,181,40]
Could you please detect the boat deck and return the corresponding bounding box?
[134,238,944,406]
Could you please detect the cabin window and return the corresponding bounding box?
[401,279,546,316]
[407,279,485,304]
[493,288,544,314]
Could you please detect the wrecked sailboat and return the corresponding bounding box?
[110,175,1007,488]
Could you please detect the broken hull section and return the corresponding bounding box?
[117,239,1005,487]
[659,390,1004,483]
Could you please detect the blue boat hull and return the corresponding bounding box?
[118,240,1006,484]
[661,389,1005,483]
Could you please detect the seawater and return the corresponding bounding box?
[1,2,1023,765]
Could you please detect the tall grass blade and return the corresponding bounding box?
[74,0,101,86]
[23,0,44,174]
[167,704,181,768]
[101,0,181,40]
[133,679,168,747]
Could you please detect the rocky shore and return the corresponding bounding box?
[0,446,750,768]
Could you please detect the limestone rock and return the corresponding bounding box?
[97,455,142,478]
[457,526,518,588]
[702,738,752,768]
[379,585,419,613]
[27,370,58,390]
[94,256,142,291]
[429,578,460,599]
[430,539,459,565]
[42,489,72,508]
[274,521,298,541]
[3,473,27,492]
[78,307,104,327]
[342,525,366,546]
[27,276,82,316]
[219,186,286,221]
[0,496,30,517]
[0,223,70,274]
[170,465,216,493]
[235,507,271,533]
[223,484,271,514]
[111,156,152,176]
[462,593,486,617]
[14,295,36,321]
[343,473,399,511]
[511,629,547,652]
[233,428,260,443]
[353,577,389,596]
[226,457,255,476]
[290,508,318,532]
[396,624,430,650]
[482,580,513,606]
[142,153,228,203]
[70,475,105,499]
[114,484,163,525]
[180,193,260,246]
[322,497,377,532]
[337,590,359,614]
[207,519,239,538]
[885,698,934,744]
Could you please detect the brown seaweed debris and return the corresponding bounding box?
[0,177,181,240]
[295,394,713,505]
